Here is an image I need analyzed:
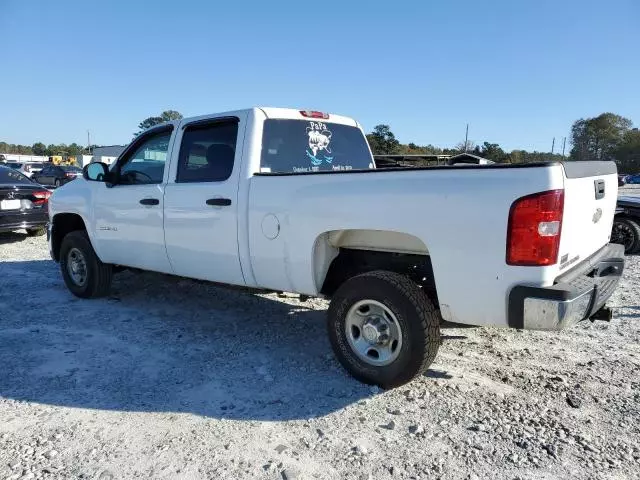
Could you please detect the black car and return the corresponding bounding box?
[618,174,627,187]
[0,165,51,236]
[611,196,640,254]
[32,165,82,188]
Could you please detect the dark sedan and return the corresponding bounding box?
[32,165,82,188]
[0,166,51,236]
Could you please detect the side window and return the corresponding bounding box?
[177,120,238,183]
[118,129,172,185]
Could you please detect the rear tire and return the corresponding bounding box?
[26,227,46,237]
[327,270,441,389]
[611,217,640,254]
[60,230,112,298]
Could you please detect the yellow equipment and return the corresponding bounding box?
[49,155,78,166]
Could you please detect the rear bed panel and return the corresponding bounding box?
[249,163,566,328]
[555,162,618,278]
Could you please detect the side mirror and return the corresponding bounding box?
[84,162,109,182]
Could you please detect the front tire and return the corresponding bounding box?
[327,270,441,389]
[60,230,113,298]
[611,217,640,254]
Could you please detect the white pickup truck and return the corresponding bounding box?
[47,107,625,388]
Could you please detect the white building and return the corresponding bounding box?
[91,145,126,166]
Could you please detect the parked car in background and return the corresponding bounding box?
[0,165,51,236]
[624,174,640,184]
[4,162,24,171]
[612,196,640,254]
[21,162,48,178]
[2,162,50,178]
[618,174,627,187]
[32,165,82,188]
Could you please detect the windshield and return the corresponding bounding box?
[0,166,33,184]
[260,119,373,173]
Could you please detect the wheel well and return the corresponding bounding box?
[51,213,87,262]
[320,248,439,304]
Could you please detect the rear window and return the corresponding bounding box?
[0,167,33,184]
[260,119,373,173]
[61,166,81,172]
[6,163,23,169]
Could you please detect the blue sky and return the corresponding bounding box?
[1,0,638,152]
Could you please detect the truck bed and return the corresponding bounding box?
[248,160,618,328]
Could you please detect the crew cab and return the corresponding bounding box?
[47,107,625,388]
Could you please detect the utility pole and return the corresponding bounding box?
[87,130,92,154]
[561,137,566,157]
[464,124,469,152]
[551,137,555,154]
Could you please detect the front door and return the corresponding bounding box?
[92,126,175,274]
[163,116,245,285]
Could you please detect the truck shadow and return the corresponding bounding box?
[0,231,28,245]
[0,260,453,421]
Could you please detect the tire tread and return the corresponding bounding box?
[60,230,112,298]
[614,217,640,254]
[626,218,640,254]
[328,270,441,388]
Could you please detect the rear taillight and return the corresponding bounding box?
[506,189,564,266]
[300,110,329,119]
[32,190,52,206]
[65,173,74,178]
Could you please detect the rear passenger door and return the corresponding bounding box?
[163,115,246,285]
[33,166,48,185]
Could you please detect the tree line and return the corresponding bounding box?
[2,110,638,173]
[0,141,92,157]
[367,112,640,172]
[0,110,185,158]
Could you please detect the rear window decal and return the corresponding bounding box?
[306,122,334,166]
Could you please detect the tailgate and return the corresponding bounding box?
[557,161,618,271]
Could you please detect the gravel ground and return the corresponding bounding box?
[1,187,639,480]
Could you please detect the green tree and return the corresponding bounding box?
[615,128,640,173]
[479,142,508,162]
[67,143,84,156]
[366,124,400,155]
[32,142,47,156]
[46,144,65,156]
[455,141,476,153]
[134,110,183,136]
[509,150,523,163]
[570,113,632,161]
[400,142,443,155]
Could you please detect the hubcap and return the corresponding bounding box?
[345,300,402,366]
[67,248,88,287]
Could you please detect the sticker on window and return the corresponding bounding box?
[306,122,334,166]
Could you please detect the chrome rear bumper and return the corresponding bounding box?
[508,243,625,330]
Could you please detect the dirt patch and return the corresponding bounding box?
[1,233,639,479]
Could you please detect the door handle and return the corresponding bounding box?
[206,198,232,206]
[139,198,160,206]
